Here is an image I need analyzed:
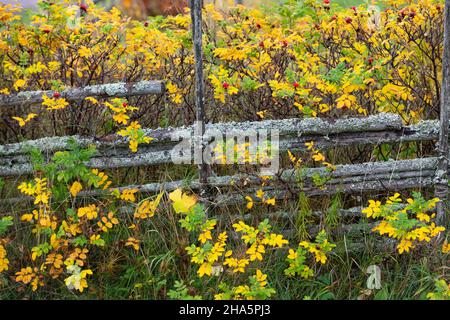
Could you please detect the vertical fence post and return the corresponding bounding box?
[190,0,209,198]
[435,0,450,227]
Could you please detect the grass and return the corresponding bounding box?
[0,136,446,300]
[1,143,447,300]
[1,184,446,300]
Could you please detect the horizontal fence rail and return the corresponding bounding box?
[0,156,438,206]
[0,80,164,108]
[0,113,440,177]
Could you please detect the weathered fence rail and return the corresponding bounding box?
[0,113,440,177]
[0,80,164,108]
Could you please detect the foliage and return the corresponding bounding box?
[0,0,449,301]
[1,142,162,293]
[427,279,450,300]
[0,0,446,147]
[363,192,445,254]
[167,188,335,300]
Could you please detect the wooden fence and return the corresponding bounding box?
[0,80,445,242]
[0,0,449,235]
[0,80,444,211]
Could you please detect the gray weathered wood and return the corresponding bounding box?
[0,80,164,108]
[0,113,437,177]
[0,113,404,156]
[0,157,438,206]
[190,0,209,193]
[435,0,450,226]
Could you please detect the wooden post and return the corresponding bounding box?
[190,0,209,197]
[435,0,450,227]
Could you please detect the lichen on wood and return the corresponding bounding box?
[0,113,439,177]
[0,80,164,108]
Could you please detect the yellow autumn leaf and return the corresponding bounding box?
[169,189,197,213]
[264,198,276,206]
[69,181,83,197]
[12,113,37,127]
[78,46,92,58]
[442,241,450,254]
[13,79,26,91]
[85,96,99,104]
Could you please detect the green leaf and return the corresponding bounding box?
[0,216,13,236]
[72,236,88,247]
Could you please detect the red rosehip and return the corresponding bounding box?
[144,21,149,27]
[222,82,229,89]
[79,3,88,12]
[351,6,356,11]
[324,0,330,4]
[368,57,374,64]
[259,41,265,48]
[293,82,299,88]
[331,15,337,21]
[53,92,61,99]
[122,102,128,107]
[345,17,352,24]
